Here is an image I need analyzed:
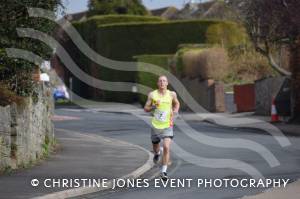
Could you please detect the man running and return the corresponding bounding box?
[144,75,180,180]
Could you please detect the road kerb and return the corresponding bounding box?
[31,128,154,199]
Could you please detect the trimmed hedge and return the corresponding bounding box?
[70,17,247,102]
[71,15,165,102]
[134,54,173,104]
[94,20,245,58]
[73,14,164,27]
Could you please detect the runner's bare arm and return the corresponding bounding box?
[144,92,153,112]
[171,91,180,113]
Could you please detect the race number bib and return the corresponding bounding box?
[154,110,167,122]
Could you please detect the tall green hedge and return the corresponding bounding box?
[73,14,164,27]
[71,15,165,102]
[70,18,247,102]
[134,54,173,104]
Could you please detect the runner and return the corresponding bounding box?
[144,75,180,180]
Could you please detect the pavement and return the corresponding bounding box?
[0,127,153,199]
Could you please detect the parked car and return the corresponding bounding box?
[53,85,69,101]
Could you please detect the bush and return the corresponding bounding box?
[226,46,275,84]
[180,47,229,80]
[0,65,39,101]
[206,22,248,48]
[0,0,61,104]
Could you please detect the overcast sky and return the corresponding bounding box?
[61,0,205,14]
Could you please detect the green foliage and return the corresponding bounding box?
[73,14,163,28]
[175,47,229,80]
[1,166,13,174]
[88,0,148,16]
[206,22,248,47]
[174,47,209,75]
[70,15,166,102]
[42,135,57,158]
[93,20,246,55]
[71,18,246,102]
[225,45,276,85]
[0,0,62,102]
[134,55,173,104]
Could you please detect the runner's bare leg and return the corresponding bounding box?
[153,143,160,154]
[162,138,171,165]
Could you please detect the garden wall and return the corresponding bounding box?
[0,83,54,172]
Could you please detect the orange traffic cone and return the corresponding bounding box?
[271,97,280,122]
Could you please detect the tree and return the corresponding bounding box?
[0,0,62,98]
[227,0,300,120]
[88,0,148,16]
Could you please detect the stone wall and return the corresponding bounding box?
[0,83,54,171]
[0,106,11,170]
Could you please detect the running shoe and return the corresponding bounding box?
[153,153,160,164]
[160,172,168,181]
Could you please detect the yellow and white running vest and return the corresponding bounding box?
[151,89,173,129]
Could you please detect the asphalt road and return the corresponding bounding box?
[53,108,300,199]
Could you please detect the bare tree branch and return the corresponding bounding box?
[267,52,291,76]
[282,0,288,8]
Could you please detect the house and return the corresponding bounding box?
[150,6,179,19]
[172,0,239,21]
[63,10,88,22]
